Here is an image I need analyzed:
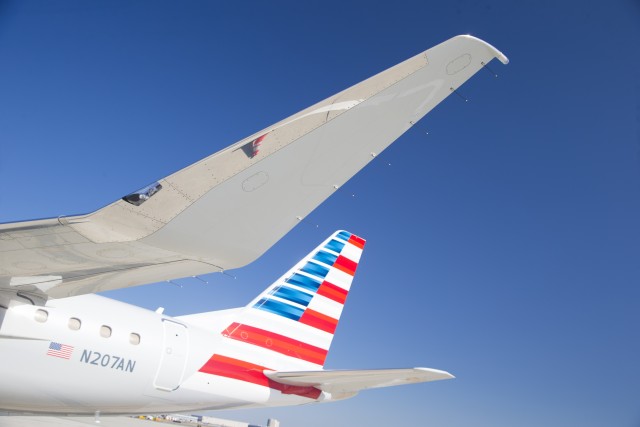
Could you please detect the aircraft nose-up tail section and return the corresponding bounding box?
[197,231,365,399]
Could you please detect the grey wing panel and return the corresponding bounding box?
[137,35,508,268]
[0,219,220,299]
[0,35,507,298]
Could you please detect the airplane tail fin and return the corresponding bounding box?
[194,231,453,402]
[199,231,365,381]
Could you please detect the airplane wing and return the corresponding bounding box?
[265,367,454,397]
[0,415,153,427]
[0,35,508,301]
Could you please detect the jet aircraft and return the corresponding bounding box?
[0,35,507,420]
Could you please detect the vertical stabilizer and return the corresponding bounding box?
[198,231,365,396]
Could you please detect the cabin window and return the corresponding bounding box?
[34,309,48,323]
[68,317,81,330]
[129,333,141,345]
[100,325,112,338]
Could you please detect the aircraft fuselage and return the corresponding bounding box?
[0,294,312,414]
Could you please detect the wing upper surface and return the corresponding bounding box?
[265,367,454,395]
[0,35,507,300]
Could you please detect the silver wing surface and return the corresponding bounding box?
[0,36,508,301]
[266,367,454,397]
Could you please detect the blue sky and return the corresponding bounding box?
[1,1,639,426]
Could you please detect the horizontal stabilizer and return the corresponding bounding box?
[265,367,454,395]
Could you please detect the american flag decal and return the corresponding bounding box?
[47,342,74,360]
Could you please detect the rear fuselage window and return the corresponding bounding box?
[129,333,141,345]
[68,317,81,330]
[100,325,112,338]
[34,309,48,323]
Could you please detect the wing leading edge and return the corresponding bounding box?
[0,35,508,300]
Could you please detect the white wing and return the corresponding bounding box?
[0,35,508,301]
[266,367,454,397]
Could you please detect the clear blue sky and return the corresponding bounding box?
[1,1,639,426]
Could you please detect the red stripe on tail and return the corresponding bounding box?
[334,255,358,276]
[299,309,338,334]
[223,323,328,365]
[348,234,366,249]
[316,280,349,304]
[199,354,321,399]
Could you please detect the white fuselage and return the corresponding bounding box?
[0,294,316,414]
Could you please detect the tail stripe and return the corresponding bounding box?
[347,234,366,249]
[255,298,304,320]
[285,273,321,292]
[199,354,321,399]
[300,261,329,279]
[272,286,313,306]
[336,231,352,241]
[316,280,349,304]
[334,255,358,276]
[324,239,345,253]
[312,250,338,266]
[299,308,339,334]
[222,322,328,365]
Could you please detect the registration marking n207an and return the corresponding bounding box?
[80,350,136,373]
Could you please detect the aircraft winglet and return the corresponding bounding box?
[462,34,509,64]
